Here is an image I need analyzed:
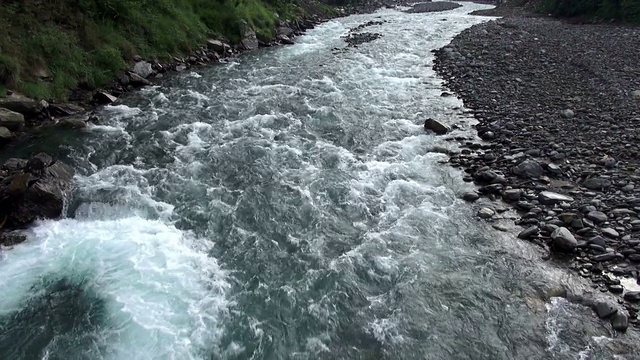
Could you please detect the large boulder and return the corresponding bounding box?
[241,22,259,50]
[512,159,543,179]
[0,107,25,131]
[0,153,74,227]
[132,61,154,78]
[424,118,450,135]
[206,39,230,54]
[0,93,43,116]
[276,26,295,37]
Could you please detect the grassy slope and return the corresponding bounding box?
[0,0,333,101]
[531,0,640,23]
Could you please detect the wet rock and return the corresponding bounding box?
[2,158,27,171]
[56,116,87,129]
[0,154,75,227]
[593,301,617,319]
[462,191,480,202]
[608,284,624,293]
[0,231,27,246]
[593,253,617,262]
[49,103,84,117]
[478,208,495,219]
[0,107,26,131]
[611,311,629,332]
[424,118,450,135]
[551,227,577,251]
[518,225,539,239]
[503,189,522,202]
[539,191,574,205]
[624,291,640,302]
[93,92,117,104]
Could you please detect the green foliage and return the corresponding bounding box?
[0,0,310,101]
[541,0,640,24]
[0,54,20,88]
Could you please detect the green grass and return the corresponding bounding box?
[0,0,312,101]
[540,0,640,24]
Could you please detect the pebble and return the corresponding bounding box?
[602,228,620,238]
[478,208,495,219]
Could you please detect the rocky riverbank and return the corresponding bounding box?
[434,13,640,330]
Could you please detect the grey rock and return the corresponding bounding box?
[586,211,607,223]
[631,90,640,99]
[93,92,117,104]
[277,34,294,45]
[129,72,151,86]
[0,126,12,143]
[462,191,480,202]
[0,107,25,131]
[206,39,230,54]
[241,22,259,50]
[478,208,495,219]
[560,109,575,118]
[608,285,624,293]
[56,116,87,129]
[539,191,574,205]
[518,226,539,239]
[512,159,543,179]
[503,189,522,202]
[593,253,616,262]
[0,93,43,116]
[0,231,27,246]
[2,155,74,227]
[611,312,629,332]
[132,61,154,78]
[602,228,619,238]
[583,177,612,190]
[551,227,577,251]
[588,236,607,247]
[424,118,450,135]
[276,26,295,37]
[624,291,640,302]
[593,301,617,319]
[49,103,84,117]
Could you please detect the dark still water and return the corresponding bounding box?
[1,3,639,359]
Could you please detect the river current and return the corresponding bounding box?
[1,3,639,359]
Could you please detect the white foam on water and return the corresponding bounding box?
[0,211,230,359]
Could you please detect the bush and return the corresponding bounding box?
[0,54,20,88]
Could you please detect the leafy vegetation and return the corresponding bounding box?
[0,0,308,100]
[540,0,640,24]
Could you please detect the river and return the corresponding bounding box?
[1,3,639,359]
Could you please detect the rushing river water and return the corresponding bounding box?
[1,3,639,359]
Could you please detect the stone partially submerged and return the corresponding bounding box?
[0,153,74,230]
